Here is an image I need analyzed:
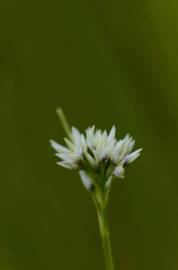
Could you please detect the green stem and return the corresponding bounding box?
[97,205,115,270]
[56,107,71,139]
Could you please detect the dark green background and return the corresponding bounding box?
[1,1,178,269]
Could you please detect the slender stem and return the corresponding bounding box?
[56,107,71,139]
[96,205,115,270]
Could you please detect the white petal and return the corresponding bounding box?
[108,126,116,140]
[86,126,95,136]
[79,170,93,190]
[113,166,125,178]
[124,148,142,164]
[127,139,135,154]
[56,152,81,162]
[81,134,87,152]
[50,139,69,153]
[57,161,73,169]
[86,126,95,148]
[111,140,123,162]
[102,130,108,142]
[95,129,102,143]
[71,127,81,146]
[120,134,132,157]
[102,141,115,159]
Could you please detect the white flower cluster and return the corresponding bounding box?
[50,126,142,182]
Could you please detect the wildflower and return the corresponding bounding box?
[50,111,142,191]
[50,108,142,270]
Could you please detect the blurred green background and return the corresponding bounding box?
[0,0,178,269]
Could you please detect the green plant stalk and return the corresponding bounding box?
[56,107,71,139]
[92,191,115,270]
[96,205,115,270]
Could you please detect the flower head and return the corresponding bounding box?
[50,119,142,190]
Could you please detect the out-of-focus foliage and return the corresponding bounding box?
[0,0,178,269]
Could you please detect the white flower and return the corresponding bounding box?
[79,170,94,191]
[50,127,83,169]
[50,125,142,184]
